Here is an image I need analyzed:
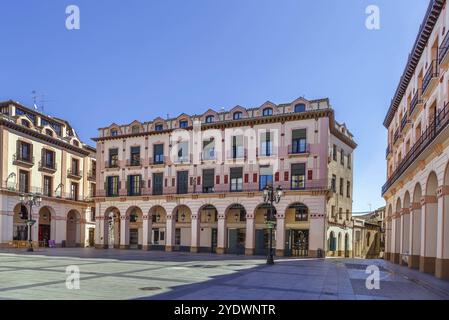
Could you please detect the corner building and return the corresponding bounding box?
[0,100,96,248]
[383,0,449,279]
[94,97,356,257]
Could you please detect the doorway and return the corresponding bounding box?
[129,228,139,249]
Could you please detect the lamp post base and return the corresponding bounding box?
[26,247,34,252]
[266,256,274,265]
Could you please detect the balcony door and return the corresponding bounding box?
[153,173,163,195]
[177,171,189,194]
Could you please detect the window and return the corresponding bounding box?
[176,171,189,194]
[294,104,306,113]
[73,140,79,147]
[131,125,140,134]
[106,176,119,197]
[155,123,163,131]
[109,148,119,167]
[17,141,32,162]
[45,129,53,137]
[346,209,350,221]
[347,153,351,169]
[202,140,215,160]
[346,181,351,198]
[179,120,188,128]
[90,183,96,197]
[340,178,344,196]
[233,112,243,120]
[331,175,337,193]
[153,144,164,164]
[260,131,273,156]
[43,176,52,197]
[153,172,164,195]
[177,142,189,162]
[332,144,337,161]
[205,115,214,123]
[18,170,29,193]
[111,129,118,137]
[231,136,244,158]
[70,183,79,201]
[331,206,336,218]
[42,149,55,169]
[71,158,79,175]
[262,108,273,116]
[130,211,138,223]
[291,163,306,189]
[21,119,31,127]
[91,207,96,222]
[338,208,343,220]
[259,166,273,190]
[130,146,140,166]
[202,169,215,193]
[128,175,142,196]
[230,167,243,192]
[175,228,181,245]
[294,204,308,221]
[291,129,307,153]
[340,149,345,165]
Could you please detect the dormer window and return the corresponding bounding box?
[179,120,188,128]
[155,124,163,131]
[45,129,53,137]
[73,140,79,147]
[131,125,140,134]
[294,104,306,113]
[21,119,31,128]
[262,108,273,116]
[205,115,214,123]
[111,129,118,137]
[233,112,243,120]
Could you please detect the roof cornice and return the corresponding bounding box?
[383,0,445,128]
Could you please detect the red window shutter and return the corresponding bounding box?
[224,175,228,184]
[197,176,201,185]
[308,170,313,180]
[253,173,258,183]
[216,175,220,184]
[284,171,289,181]
[244,174,249,183]
[275,172,280,182]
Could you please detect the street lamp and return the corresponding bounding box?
[263,183,283,265]
[19,193,42,252]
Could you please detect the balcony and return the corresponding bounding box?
[422,60,439,98]
[382,102,449,195]
[173,154,192,165]
[400,114,411,133]
[386,145,392,160]
[227,149,247,161]
[288,143,310,156]
[87,170,96,181]
[149,156,166,166]
[439,30,449,69]
[410,89,424,118]
[67,168,82,180]
[104,160,120,170]
[38,160,57,173]
[125,158,141,167]
[12,154,34,167]
[393,130,402,146]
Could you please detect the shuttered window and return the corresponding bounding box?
[291,163,306,190]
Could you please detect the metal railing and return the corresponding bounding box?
[422,59,439,94]
[410,89,423,115]
[401,114,410,131]
[126,158,141,167]
[382,102,449,195]
[38,160,57,171]
[67,168,82,178]
[393,130,401,144]
[439,30,449,64]
[386,145,391,158]
[288,143,310,155]
[13,153,34,165]
[87,170,96,180]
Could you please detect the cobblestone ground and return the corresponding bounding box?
[0,248,448,300]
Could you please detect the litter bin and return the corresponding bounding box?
[317,248,324,258]
[61,240,66,248]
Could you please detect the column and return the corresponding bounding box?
[409,202,421,268]
[216,213,226,254]
[400,208,410,266]
[190,213,200,253]
[420,195,437,273]
[275,214,285,257]
[165,213,175,252]
[95,216,106,248]
[384,218,391,261]
[245,213,255,256]
[142,214,152,251]
[393,211,401,264]
[119,214,129,249]
[436,186,449,279]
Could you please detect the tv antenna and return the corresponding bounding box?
[31,90,51,113]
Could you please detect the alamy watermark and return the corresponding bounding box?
[365,5,380,30]
[66,265,80,290]
[365,265,380,290]
[66,5,80,30]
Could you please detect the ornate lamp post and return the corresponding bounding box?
[19,193,42,252]
[263,183,283,265]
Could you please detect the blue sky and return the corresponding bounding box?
[0,0,429,213]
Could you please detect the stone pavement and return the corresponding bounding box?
[0,248,448,300]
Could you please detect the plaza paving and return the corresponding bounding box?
[0,248,449,300]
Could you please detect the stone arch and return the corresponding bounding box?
[12,203,29,241]
[149,205,167,249]
[253,203,277,256]
[66,209,81,247]
[172,205,192,251]
[104,206,121,249]
[38,206,56,246]
[125,206,143,249]
[285,203,310,257]
[402,191,411,259]
[421,172,438,273]
[410,183,422,268]
[224,203,247,254]
[338,232,342,256]
[196,204,218,253]
[328,231,336,253]
[394,197,402,258]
